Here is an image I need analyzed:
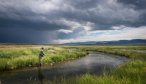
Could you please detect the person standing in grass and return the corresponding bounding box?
[38,47,45,66]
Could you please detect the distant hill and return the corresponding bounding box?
[63,39,146,45]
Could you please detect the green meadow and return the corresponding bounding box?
[0,45,146,84]
[0,45,87,71]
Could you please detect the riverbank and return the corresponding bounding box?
[57,46,146,84]
[0,50,128,84]
[49,60,145,84]
[0,45,87,72]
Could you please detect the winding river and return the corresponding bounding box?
[0,52,128,84]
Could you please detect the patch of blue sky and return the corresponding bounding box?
[87,31,105,36]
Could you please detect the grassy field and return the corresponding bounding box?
[63,46,146,59]
[0,45,87,71]
[0,45,146,84]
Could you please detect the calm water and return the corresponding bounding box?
[0,52,128,84]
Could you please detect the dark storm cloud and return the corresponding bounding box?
[0,0,146,30]
[0,0,70,31]
[117,0,146,10]
[57,0,146,30]
[117,0,146,27]
[0,0,146,43]
[0,18,69,31]
[0,27,56,44]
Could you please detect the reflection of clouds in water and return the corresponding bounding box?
[84,56,92,71]
[84,57,91,65]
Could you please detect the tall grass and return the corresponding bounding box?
[0,45,146,84]
[0,45,87,71]
[48,60,146,84]
[52,45,146,84]
[63,46,146,58]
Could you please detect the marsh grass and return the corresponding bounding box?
[54,46,146,84]
[0,45,146,84]
[48,60,146,84]
[0,45,87,71]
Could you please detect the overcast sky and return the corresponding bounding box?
[0,0,146,44]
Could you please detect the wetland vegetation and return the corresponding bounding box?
[0,45,146,84]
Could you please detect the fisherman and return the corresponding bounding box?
[38,47,45,66]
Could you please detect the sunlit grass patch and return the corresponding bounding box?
[0,45,87,71]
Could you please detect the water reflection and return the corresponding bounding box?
[38,67,45,84]
[0,52,128,84]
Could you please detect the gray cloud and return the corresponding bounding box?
[0,27,57,44]
[117,0,146,10]
[0,0,145,30]
[0,18,70,31]
[0,0,146,43]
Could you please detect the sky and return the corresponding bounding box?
[0,0,146,44]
